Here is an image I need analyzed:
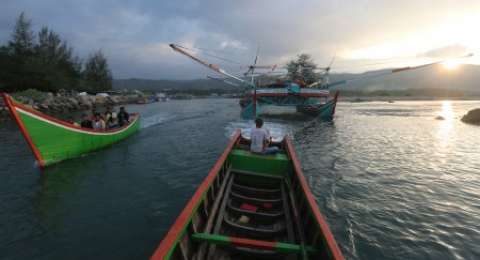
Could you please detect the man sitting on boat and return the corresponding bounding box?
[117,107,130,127]
[80,113,93,129]
[250,118,279,155]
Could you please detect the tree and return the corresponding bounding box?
[0,12,111,92]
[83,50,112,90]
[286,54,319,85]
[9,12,35,57]
[35,26,83,90]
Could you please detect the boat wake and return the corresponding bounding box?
[141,114,175,129]
[225,120,293,142]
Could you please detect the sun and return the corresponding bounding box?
[442,60,461,70]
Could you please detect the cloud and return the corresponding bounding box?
[420,44,469,58]
[1,0,480,78]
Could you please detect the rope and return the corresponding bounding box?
[175,44,244,65]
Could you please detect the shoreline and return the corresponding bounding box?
[0,89,159,122]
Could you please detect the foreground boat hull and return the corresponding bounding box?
[2,93,140,167]
[151,131,344,260]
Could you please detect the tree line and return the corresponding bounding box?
[0,12,112,93]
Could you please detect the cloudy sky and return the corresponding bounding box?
[1,0,479,79]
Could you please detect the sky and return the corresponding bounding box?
[1,0,480,79]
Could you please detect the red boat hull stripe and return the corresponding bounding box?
[285,137,344,260]
[150,131,241,260]
[2,93,45,168]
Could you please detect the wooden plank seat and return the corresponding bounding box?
[192,233,319,254]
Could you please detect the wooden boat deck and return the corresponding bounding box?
[151,132,344,260]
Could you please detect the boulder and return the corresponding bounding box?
[94,96,106,105]
[77,95,93,108]
[461,108,480,125]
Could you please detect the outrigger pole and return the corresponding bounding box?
[169,43,259,117]
[315,53,474,89]
[169,44,255,88]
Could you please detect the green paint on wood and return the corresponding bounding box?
[191,233,319,254]
[18,111,140,166]
[228,149,290,176]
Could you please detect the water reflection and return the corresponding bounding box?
[437,101,454,135]
[439,101,454,121]
[436,101,455,161]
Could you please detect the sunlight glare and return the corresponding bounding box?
[440,100,454,120]
[442,60,461,70]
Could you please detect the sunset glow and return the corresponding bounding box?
[442,60,461,70]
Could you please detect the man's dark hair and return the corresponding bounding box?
[255,118,263,127]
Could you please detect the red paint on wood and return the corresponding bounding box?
[150,130,241,260]
[1,93,45,168]
[251,92,330,98]
[285,137,345,260]
[230,236,276,250]
[9,99,139,134]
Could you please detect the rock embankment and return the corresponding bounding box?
[461,108,480,125]
[0,89,150,121]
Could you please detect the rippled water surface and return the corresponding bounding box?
[1,99,479,259]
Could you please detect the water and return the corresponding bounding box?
[1,98,480,259]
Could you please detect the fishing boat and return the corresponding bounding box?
[169,44,473,120]
[239,86,339,120]
[151,131,344,260]
[1,93,140,168]
[170,43,341,120]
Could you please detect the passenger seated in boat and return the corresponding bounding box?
[104,107,113,122]
[250,118,279,155]
[80,114,93,129]
[93,113,106,130]
[117,107,130,127]
[106,112,118,129]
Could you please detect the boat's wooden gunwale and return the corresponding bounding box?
[284,137,344,260]
[151,132,345,260]
[5,93,139,134]
[150,131,241,260]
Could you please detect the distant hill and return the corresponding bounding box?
[113,64,480,94]
[329,64,480,93]
[113,78,230,91]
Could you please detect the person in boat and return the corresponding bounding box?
[250,118,279,155]
[80,113,93,129]
[93,112,106,130]
[117,106,130,127]
[106,112,118,129]
[104,107,113,122]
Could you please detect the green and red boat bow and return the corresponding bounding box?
[1,93,140,168]
[150,131,344,260]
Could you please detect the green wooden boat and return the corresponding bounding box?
[1,93,140,168]
[151,131,344,260]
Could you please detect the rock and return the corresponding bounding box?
[94,96,106,105]
[68,98,79,109]
[77,95,93,108]
[461,108,480,125]
[435,115,445,120]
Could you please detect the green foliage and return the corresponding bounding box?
[286,54,319,84]
[9,12,35,58]
[0,13,112,93]
[83,50,112,90]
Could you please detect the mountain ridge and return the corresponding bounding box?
[113,64,480,93]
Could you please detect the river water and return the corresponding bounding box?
[0,98,479,259]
